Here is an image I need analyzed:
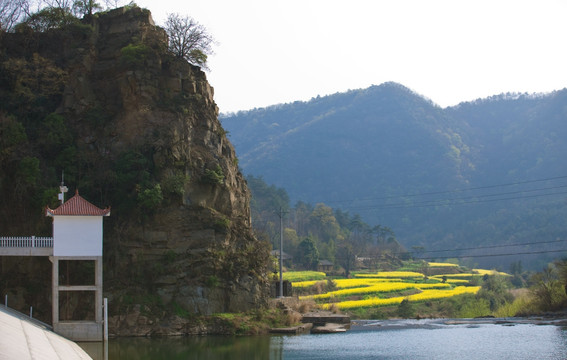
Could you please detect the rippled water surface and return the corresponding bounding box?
[81,319,567,360]
[276,320,567,359]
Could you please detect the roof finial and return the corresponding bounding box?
[58,170,68,204]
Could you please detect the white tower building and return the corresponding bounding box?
[46,190,110,341]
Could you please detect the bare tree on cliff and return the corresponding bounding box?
[103,0,124,9]
[165,13,215,70]
[43,0,74,11]
[0,0,30,32]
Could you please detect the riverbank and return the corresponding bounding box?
[108,296,350,336]
[108,298,311,336]
[108,294,567,337]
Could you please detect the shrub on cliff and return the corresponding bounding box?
[17,6,78,32]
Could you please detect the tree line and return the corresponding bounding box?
[246,175,406,276]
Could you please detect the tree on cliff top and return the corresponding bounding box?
[165,13,215,70]
[72,0,102,17]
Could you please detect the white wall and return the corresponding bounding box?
[53,216,103,256]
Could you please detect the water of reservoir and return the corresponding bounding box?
[80,319,567,360]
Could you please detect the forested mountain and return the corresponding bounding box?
[448,91,567,183]
[224,83,472,199]
[221,83,567,270]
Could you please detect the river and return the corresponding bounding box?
[80,318,567,359]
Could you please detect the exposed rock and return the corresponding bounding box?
[108,306,251,337]
[0,5,269,333]
[81,7,269,320]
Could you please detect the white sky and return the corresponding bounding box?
[134,0,567,113]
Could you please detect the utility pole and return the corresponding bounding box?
[278,207,284,298]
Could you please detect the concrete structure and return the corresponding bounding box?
[46,190,110,341]
[302,311,351,333]
[0,236,53,256]
[0,306,92,359]
[0,189,110,342]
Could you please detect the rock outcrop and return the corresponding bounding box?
[0,6,269,332]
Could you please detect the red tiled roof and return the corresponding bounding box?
[46,190,111,216]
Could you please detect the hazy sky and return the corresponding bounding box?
[134,0,567,113]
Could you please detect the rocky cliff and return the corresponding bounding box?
[0,6,269,334]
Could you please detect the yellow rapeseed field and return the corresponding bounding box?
[296,280,451,299]
[444,279,470,284]
[354,271,425,279]
[303,282,419,300]
[323,286,481,310]
[324,296,402,309]
[281,271,326,282]
[473,269,510,276]
[292,278,405,289]
[413,283,452,290]
[430,270,509,281]
[428,262,459,267]
[291,266,499,311]
[407,286,480,302]
[333,278,405,288]
[291,280,320,288]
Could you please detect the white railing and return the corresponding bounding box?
[0,236,53,248]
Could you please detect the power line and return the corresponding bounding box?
[416,248,567,261]
[346,189,567,212]
[409,238,567,255]
[353,246,567,262]
[326,174,567,206]
[391,184,567,207]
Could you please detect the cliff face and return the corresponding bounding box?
[0,6,269,333]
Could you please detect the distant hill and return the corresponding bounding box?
[221,83,567,269]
